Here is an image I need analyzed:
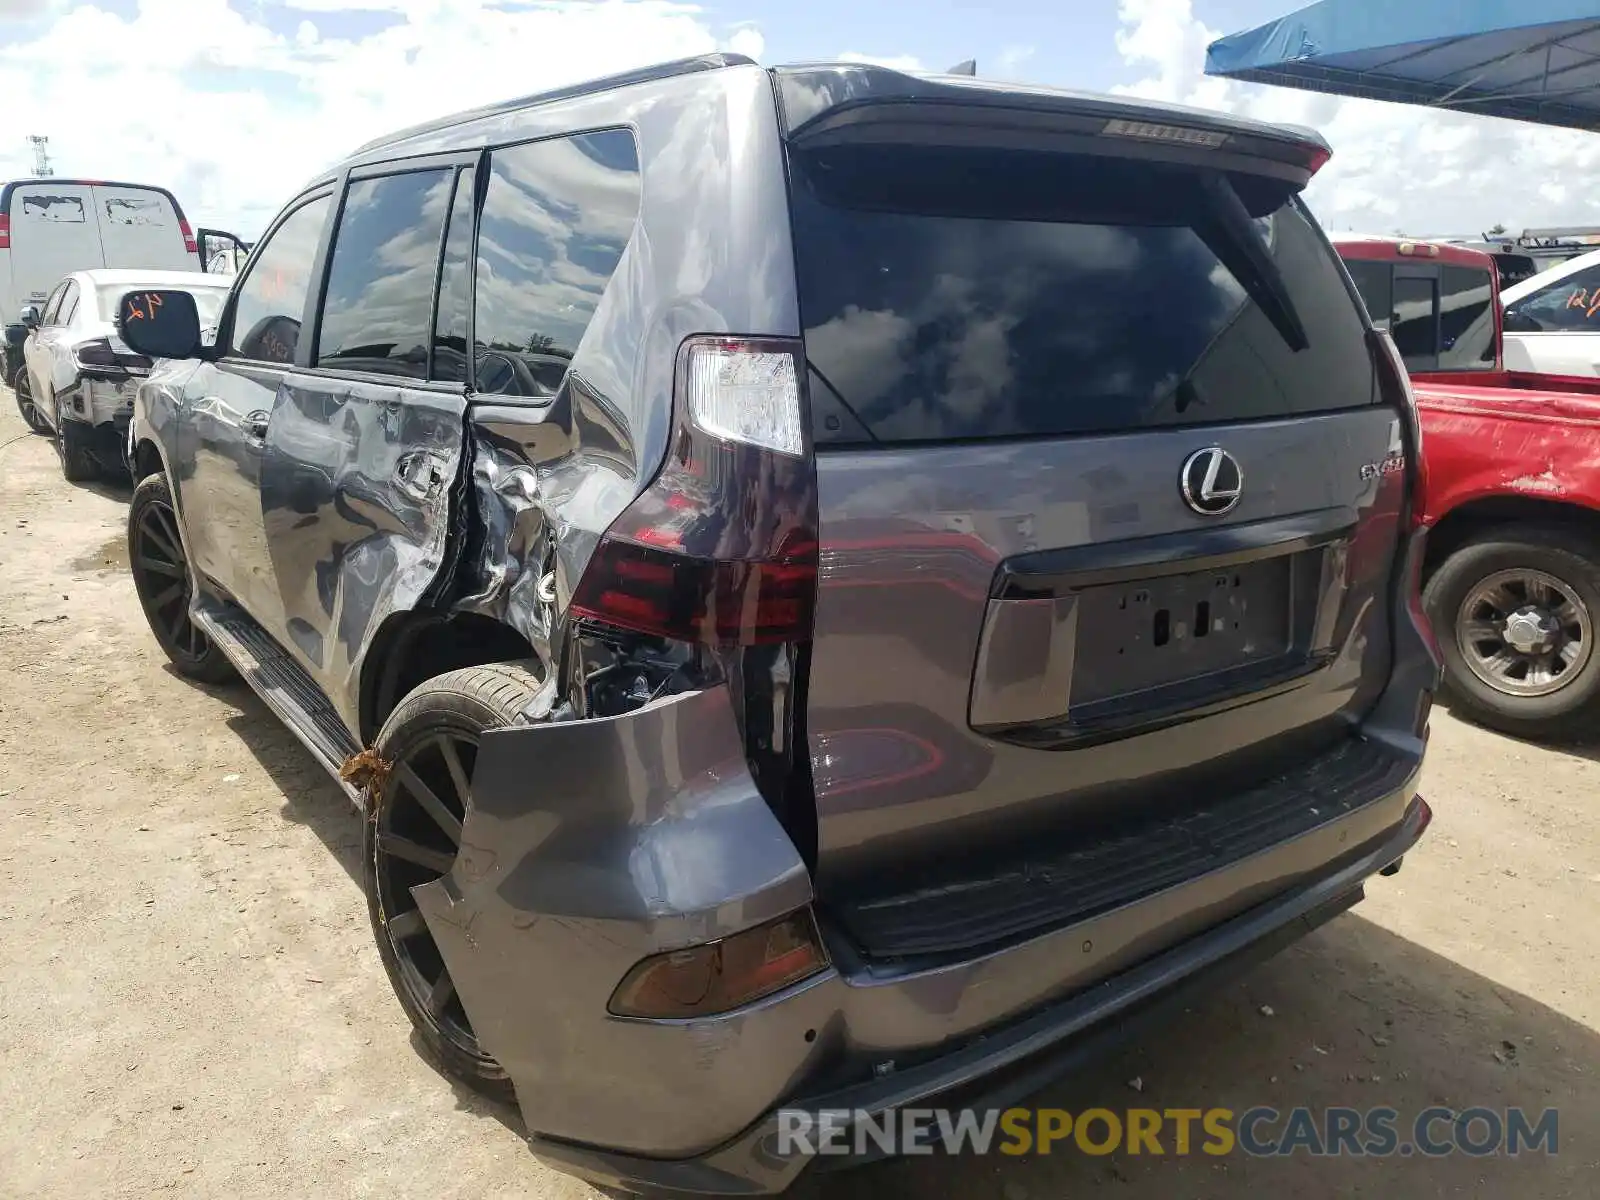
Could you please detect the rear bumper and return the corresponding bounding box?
[533,794,1429,1195]
[410,685,1429,1195]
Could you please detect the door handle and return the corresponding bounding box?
[242,410,270,444]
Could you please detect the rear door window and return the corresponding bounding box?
[788,144,1375,444]
[1437,265,1496,369]
[315,169,454,379]
[1390,276,1438,362]
[472,129,640,400]
[57,280,79,326]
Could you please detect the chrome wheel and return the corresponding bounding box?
[1456,568,1593,698]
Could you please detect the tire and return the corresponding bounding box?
[128,473,237,684]
[12,368,52,436]
[364,661,548,1102]
[1423,524,1600,741]
[55,406,99,483]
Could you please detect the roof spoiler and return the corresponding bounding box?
[772,63,1331,185]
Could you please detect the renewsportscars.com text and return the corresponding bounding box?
[777,1105,1559,1159]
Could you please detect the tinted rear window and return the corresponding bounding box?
[1438,264,1496,369]
[789,146,1375,444]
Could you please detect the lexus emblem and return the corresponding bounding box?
[1180,447,1243,516]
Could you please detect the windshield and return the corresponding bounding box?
[99,285,230,329]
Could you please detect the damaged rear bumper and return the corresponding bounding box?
[411,685,1428,1196]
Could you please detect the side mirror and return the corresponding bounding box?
[115,289,203,360]
[1502,307,1540,334]
[19,305,40,330]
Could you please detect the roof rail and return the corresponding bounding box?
[349,53,759,158]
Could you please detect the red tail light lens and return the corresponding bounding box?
[608,908,829,1019]
[569,336,819,647]
[0,213,9,250]
[179,218,198,255]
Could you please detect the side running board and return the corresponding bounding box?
[191,599,364,806]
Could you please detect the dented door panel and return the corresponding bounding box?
[260,374,467,734]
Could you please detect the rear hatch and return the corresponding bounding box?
[775,70,1410,949]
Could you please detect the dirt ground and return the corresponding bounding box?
[1,390,1596,1200]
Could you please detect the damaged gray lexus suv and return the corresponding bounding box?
[115,55,1440,1195]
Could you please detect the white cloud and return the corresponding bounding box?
[838,51,926,73]
[0,0,763,238]
[1113,0,1600,236]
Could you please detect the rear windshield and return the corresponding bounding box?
[788,145,1375,444]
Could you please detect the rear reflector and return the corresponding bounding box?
[607,908,828,1019]
[1101,117,1229,149]
[569,336,819,646]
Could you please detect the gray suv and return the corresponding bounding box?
[115,55,1439,1195]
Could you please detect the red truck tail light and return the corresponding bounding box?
[0,213,9,250]
[569,337,819,646]
[179,218,198,255]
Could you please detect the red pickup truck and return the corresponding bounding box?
[1335,236,1600,741]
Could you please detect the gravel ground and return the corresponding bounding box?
[1,390,1595,1198]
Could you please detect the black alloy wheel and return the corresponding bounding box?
[127,473,236,683]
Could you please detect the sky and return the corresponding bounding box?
[2,0,1599,240]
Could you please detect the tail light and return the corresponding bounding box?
[569,336,819,646]
[0,213,9,250]
[608,907,829,1018]
[74,337,153,374]
[179,218,198,255]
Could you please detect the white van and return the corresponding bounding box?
[3,178,202,389]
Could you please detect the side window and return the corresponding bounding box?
[431,166,477,385]
[1438,265,1496,369]
[40,282,68,325]
[1390,276,1437,362]
[228,195,332,364]
[1343,260,1392,329]
[316,169,455,378]
[474,128,641,399]
[58,281,80,326]
[1505,264,1600,333]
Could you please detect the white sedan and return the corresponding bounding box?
[1500,247,1600,376]
[18,268,230,482]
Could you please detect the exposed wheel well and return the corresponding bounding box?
[1423,496,1600,582]
[359,611,538,745]
[131,438,164,483]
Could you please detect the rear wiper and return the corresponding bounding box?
[1194,171,1309,353]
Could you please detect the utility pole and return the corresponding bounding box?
[27,135,52,177]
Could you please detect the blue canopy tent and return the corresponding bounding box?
[1205,1,1600,132]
